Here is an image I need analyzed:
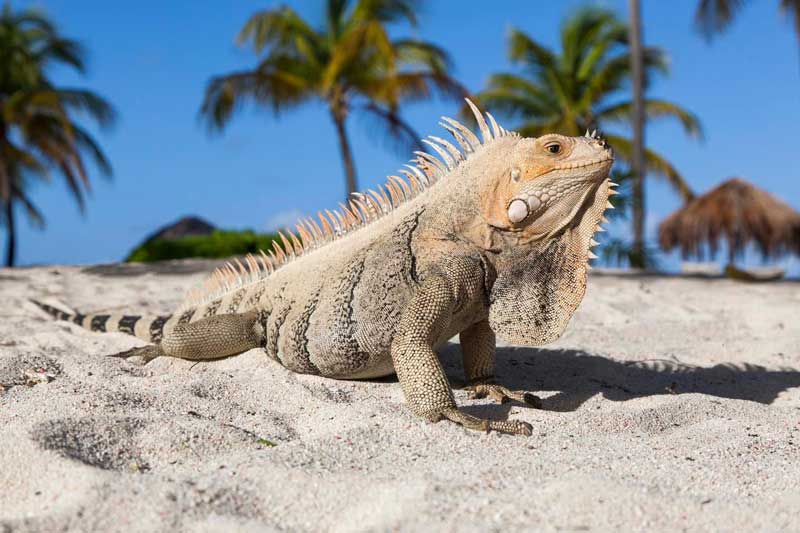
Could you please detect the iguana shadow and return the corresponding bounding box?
[436,343,800,414]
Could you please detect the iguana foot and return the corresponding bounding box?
[107,345,165,365]
[467,383,542,408]
[437,407,532,436]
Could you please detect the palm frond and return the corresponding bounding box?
[6,7,56,34]
[71,123,113,177]
[200,61,315,130]
[360,70,466,104]
[358,101,423,155]
[34,37,85,72]
[3,143,48,176]
[52,88,116,129]
[327,0,351,37]
[392,39,453,72]
[605,134,695,202]
[780,0,800,38]
[351,0,419,27]
[23,114,90,205]
[695,0,749,39]
[9,181,44,228]
[596,99,703,140]
[323,19,395,93]
[237,6,318,53]
[474,80,555,121]
[579,47,669,108]
[508,28,558,74]
[575,29,626,82]
[561,7,626,76]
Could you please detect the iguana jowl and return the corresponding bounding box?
[34,100,615,435]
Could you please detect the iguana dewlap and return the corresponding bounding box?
[34,100,615,435]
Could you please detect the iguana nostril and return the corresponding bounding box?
[507,199,529,223]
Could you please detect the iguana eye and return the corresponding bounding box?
[546,143,561,154]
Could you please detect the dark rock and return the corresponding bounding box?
[144,216,216,242]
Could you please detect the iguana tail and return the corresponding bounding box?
[30,299,176,344]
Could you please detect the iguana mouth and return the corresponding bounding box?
[551,156,614,172]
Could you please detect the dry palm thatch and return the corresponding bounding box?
[658,178,800,265]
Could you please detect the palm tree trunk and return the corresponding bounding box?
[4,199,16,267]
[628,0,647,268]
[727,240,736,268]
[331,110,358,199]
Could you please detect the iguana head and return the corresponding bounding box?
[475,130,615,346]
[479,131,613,240]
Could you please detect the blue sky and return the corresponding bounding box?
[5,0,800,272]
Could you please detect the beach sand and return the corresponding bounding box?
[1,261,799,531]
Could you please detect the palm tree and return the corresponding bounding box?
[201,0,466,198]
[473,7,702,267]
[0,5,115,266]
[696,0,800,43]
[628,0,647,267]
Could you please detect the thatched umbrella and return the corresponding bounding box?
[659,178,800,266]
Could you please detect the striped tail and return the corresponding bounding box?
[31,299,173,344]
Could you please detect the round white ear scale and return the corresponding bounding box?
[527,195,541,212]
[507,199,529,223]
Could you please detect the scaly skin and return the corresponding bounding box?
[33,101,615,436]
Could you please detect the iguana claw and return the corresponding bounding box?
[439,407,533,436]
[466,383,543,408]
[106,345,165,365]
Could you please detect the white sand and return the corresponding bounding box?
[1,261,799,532]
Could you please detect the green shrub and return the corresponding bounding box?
[126,230,279,263]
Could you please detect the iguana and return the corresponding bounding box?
[33,100,615,436]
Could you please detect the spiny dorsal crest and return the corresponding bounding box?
[185,99,518,307]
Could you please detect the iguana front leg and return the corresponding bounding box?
[460,319,542,408]
[392,275,532,436]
